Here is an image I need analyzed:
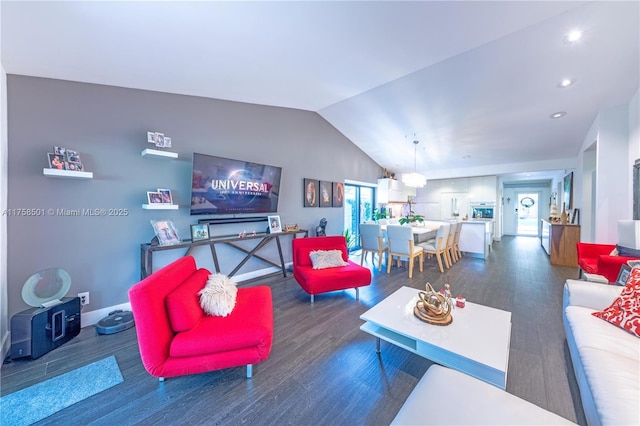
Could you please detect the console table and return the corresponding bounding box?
[540,219,580,267]
[140,229,308,280]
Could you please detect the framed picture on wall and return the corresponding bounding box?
[319,181,332,207]
[304,179,318,207]
[332,182,344,207]
[563,172,573,210]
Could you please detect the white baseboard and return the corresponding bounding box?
[81,302,132,328]
[1,330,9,360]
[79,264,293,328]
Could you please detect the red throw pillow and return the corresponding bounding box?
[592,267,640,337]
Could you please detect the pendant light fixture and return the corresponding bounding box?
[402,140,427,188]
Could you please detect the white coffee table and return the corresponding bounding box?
[360,286,511,389]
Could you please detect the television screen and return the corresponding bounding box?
[191,153,282,215]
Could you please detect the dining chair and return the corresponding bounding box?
[418,223,450,273]
[445,222,458,266]
[386,225,424,278]
[359,223,387,271]
[453,222,463,260]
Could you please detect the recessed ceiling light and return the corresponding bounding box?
[563,30,583,44]
[550,112,567,119]
[462,155,471,159]
[557,78,575,88]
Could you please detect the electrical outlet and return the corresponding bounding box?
[78,292,90,306]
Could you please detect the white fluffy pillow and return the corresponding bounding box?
[309,249,348,269]
[198,274,238,317]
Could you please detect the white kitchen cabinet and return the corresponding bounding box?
[415,179,441,202]
[459,221,492,260]
[482,176,497,202]
[377,178,416,203]
[467,177,483,201]
[467,176,497,202]
[413,202,441,220]
[440,178,468,194]
[440,193,468,219]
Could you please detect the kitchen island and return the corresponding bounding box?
[459,220,493,260]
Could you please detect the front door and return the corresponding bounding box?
[516,192,540,236]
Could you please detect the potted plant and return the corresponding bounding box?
[343,229,356,252]
[373,208,388,222]
[398,211,425,226]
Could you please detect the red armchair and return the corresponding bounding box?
[292,236,372,303]
[576,242,638,282]
[129,256,273,380]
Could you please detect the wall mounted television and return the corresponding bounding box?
[191,153,282,216]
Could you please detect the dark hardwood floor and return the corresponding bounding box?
[2,236,586,425]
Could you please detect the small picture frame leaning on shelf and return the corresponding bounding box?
[147,131,172,148]
[157,188,173,204]
[151,220,181,246]
[47,153,67,170]
[50,146,85,171]
[190,224,210,241]
[267,215,282,234]
[147,191,164,204]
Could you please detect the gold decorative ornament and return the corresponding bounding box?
[284,224,299,232]
[414,283,453,325]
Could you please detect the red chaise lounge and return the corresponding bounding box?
[292,236,372,303]
[577,220,640,282]
[129,256,273,380]
[576,243,637,282]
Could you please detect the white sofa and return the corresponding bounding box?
[391,364,574,425]
[563,279,640,425]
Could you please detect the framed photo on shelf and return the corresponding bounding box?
[147,131,158,144]
[190,224,209,241]
[319,181,332,207]
[154,133,165,148]
[147,191,163,204]
[47,153,67,170]
[157,188,173,204]
[267,215,282,234]
[616,264,632,286]
[304,179,318,207]
[151,220,181,246]
[571,208,580,225]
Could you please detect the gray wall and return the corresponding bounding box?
[7,75,381,318]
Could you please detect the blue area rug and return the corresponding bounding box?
[1,355,123,426]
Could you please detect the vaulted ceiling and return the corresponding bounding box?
[2,1,638,182]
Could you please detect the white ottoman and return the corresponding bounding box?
[391,365,575,425]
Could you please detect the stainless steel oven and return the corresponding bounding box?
[471,202,495,219]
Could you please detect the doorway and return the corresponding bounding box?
[344,184,374,251]
[516,192,540,236]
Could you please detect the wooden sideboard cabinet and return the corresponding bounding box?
[541,219,580,267]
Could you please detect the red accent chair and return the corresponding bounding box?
[576,242,638,282]
[128,256,273,381]
[292,236,372,303]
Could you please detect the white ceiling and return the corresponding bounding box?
[2,1,638,184]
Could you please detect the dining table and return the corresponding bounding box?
[380,223,440,244]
